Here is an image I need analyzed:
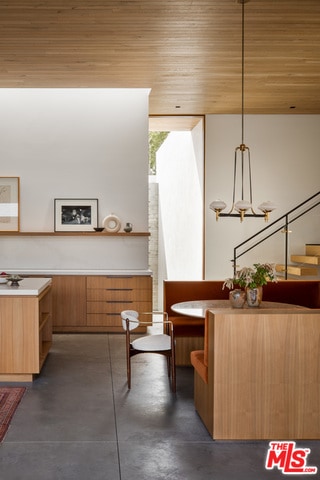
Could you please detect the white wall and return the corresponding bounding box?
[205,115,320,279]
[157,120,204,282]
[0,88,150,271]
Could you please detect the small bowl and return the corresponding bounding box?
[0,277,8,284]
[7,275,23,287]
[93,227,104,232]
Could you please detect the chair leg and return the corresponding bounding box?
[125,331,131,389]
[171,337,176,393]
[166,356,171,377]
[127,352,131,389]
[171,355,176,393]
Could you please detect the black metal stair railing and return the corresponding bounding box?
[233,191,320,278]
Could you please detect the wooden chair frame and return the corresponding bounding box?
[122,311,176,393]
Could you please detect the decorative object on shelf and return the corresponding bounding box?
[124,222,133,233]
[7,275,23,287]
[93,227,104,232]
[54,198,98,232]
[0,177,20,232]
[223,262,277,307]
[209,1,276,223]
[103,214,121,233]
[229,289,246,308]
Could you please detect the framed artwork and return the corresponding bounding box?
[0,177,20,232]
[54,198,98,232]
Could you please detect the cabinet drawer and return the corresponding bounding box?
[87,300,151,315]
[86,275,152,290]
[87,288,151,302]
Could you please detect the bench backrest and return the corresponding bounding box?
[163,280,227,316]
[164,279,320,314]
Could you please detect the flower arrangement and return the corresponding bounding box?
[223,263,278,290]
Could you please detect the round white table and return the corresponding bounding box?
[171,299,304,318]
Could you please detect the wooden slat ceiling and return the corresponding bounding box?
[0,0,320,116]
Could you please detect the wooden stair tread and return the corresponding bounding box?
[291,254,320,265]
[306,245,320,255]
[276,264,318,276]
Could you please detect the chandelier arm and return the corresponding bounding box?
[228,147,238,214]
[247,145,258,214]
[247,147,254,206]
[241,149,245,200]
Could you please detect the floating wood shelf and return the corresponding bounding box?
[0,231,150,237]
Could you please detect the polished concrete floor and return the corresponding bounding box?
[1,334,319,480]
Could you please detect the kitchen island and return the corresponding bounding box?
[0,278,52,382]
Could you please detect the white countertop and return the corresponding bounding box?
[0,277,52,296]
[3,269,152,276]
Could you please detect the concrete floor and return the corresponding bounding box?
[1,334,319,480]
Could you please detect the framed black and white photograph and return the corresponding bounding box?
[0,177,20,232]
[54,198,98,232]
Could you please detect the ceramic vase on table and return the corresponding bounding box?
[229,289,246,308]
[246,286,263,307]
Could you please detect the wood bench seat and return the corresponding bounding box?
[190,312,209,383]
[190,350,207,383]
[163,280,226,365]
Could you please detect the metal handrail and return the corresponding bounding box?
[233,191,320,277]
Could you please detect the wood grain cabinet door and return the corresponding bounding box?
[52,276,87,329]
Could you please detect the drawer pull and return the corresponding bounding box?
[106,300,133,304]
[106,275,134,279]
[105,288,133,291]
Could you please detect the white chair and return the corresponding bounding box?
[121,310,176,392]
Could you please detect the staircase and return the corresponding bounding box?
[232,192,320,279]
[276,244,320,277]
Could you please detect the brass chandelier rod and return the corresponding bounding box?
[209,0,276,222]
[241,0,245,148]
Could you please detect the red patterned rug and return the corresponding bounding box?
[0,387,26,442]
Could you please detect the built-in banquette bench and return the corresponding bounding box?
[163,280,320,365]
[191,307,320,439]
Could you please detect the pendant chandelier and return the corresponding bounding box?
[210,0,276,223]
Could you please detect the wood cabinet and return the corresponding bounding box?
[86,275,152,332]
[52,274,152,332]
[0,284,52,382]
[52,275,87,330]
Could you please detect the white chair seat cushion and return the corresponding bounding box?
[132,334,171,352]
